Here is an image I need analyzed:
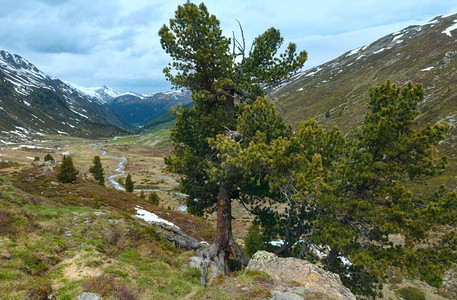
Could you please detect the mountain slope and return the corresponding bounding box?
[106,91,192,126]
[271,13,457,133]
[0,50,130,142]
[270,13,457,192]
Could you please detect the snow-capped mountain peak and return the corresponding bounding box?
[0,50,43,75]
[63,81,121,104]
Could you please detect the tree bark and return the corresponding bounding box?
[326,247,340,271]
[214,184,232,274]
[225,92,235,114]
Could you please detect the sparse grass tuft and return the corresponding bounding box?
[83,274,136,299]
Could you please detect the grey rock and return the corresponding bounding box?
[248,251,355,300]
[77,292,102,300]
[268,291,304,300]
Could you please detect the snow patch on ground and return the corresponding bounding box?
[421,66,434,71]
[355,55,365,61]
[70,108,89,119]
[304,67,322,77]
[0,140,14,145]
[57,130,68,135]
[443,21,457,37]
[134,206,179,229]
[346,47,362,56]
[177,205,188,213]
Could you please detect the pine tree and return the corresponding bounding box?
[57,155,78,183]
[89,156,105,186]
[244,224,265,257]
[160,2,306,274]
[44,154,54,162]
[222,81,454,296]
[125,173,134,192]
[148,192,160,205]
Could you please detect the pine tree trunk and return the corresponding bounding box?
[214,184,232,274]
[226,93,235,112]
[326,247,340,271]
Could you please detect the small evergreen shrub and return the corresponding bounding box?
[125,173,134,192]
[44,154,54,162]
[244,224,265,257]
[148,192,160,205]
[89,155,105,186]
[395,286,426,300]
[93,195,100,209]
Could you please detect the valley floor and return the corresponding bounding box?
[0,134,456,299]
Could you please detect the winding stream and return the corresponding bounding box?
[92,144,189,202]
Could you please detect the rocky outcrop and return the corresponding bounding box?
[247,251,356,300]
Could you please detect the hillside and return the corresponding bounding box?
[271,13,457,132]
[0,50,131,143]
[270,13,457,192]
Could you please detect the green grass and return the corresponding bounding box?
[1,176,16,182]
[107,136,141,144]
[0,165,283,299]
[105,130,171,146]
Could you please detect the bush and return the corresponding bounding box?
[83,275,136,299]
[139,190,145,199]
[93,195,100,209]
[395,286,426,300]
[34,156,40,162]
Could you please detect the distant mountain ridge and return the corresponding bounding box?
[66,81,193,126]
[105,90,192,126]
[0,50,130,143]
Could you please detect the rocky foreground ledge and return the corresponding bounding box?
[247,251,356,300]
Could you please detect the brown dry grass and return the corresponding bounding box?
[12,164,214,242]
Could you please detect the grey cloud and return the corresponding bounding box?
[23,23,98,54]
[106,28,139,51]
[120,4,165,26]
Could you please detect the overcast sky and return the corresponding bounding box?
[1,0,457,94]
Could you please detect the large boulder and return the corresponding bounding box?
[247,251,356,300]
